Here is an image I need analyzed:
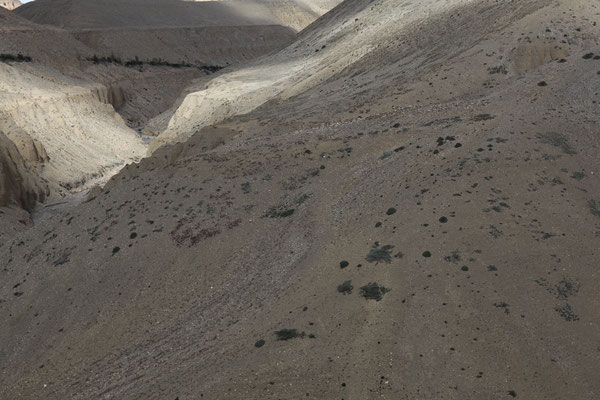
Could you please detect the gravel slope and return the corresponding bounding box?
[1,0,600,399]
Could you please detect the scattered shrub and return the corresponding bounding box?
[0,53,32,63]
[487,65,507,74]
[366,245,393,263]
[570,171,585,180]
[337,280,353,294]
[359,282,389,301]
[274,329,305,340]
[264,206,295,218]
[554,303,579,321]
[536,132,576,155]
[589,200,600,217]
[471,114,495,121]
[86,54,223,73]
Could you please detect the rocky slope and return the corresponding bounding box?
[1,0,600,399]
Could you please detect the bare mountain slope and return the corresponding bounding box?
[1,0,600,399]
[188,0,343,31]
[16,0,341,31]
[8,2,296,130]
[0,4,293,205]
[153,0,563,151]
[15,0,273,29]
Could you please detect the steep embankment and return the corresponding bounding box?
[1,0,600,399]
[153,0,562,151]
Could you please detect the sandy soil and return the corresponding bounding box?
[1,0,600,399]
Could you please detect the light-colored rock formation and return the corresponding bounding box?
[0,63,145,194]
[0,7,144,204]
[0,130,47,211]
[0,0,21,10]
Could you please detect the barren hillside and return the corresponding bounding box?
[16,0,341,31]
[188,0,343,31]
[1,0,599,399]
[10,1,296,132]
[0,3,295,214]
[15,0,268,29]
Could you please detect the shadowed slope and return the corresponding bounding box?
[15,0,269,29]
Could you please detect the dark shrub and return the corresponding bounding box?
[366,245,393,263]
[337,280,353,294]
[275,329,303,340]
[359,283,389,301]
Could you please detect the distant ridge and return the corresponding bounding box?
[15,0,275,29]
[15,0,342,31]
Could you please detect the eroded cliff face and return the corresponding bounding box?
[0,63,145,196]
[0,129,48,217]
